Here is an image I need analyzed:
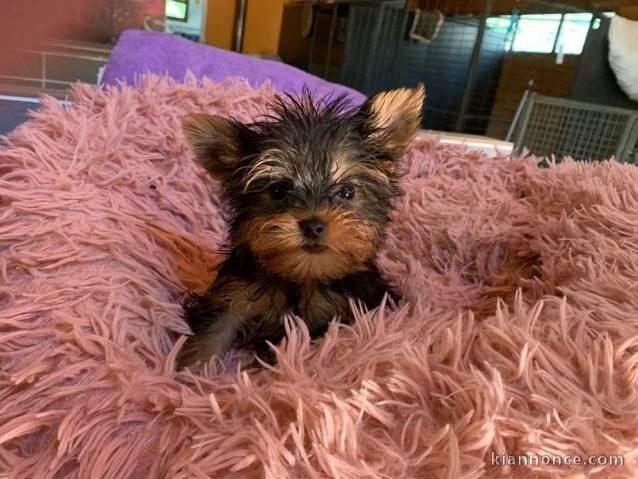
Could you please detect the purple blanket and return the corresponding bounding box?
[101,30,365,103]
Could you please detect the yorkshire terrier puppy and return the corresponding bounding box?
[177,84,425,368]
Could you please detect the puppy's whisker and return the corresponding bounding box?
[332,163,361,182]
[231,155,264,177]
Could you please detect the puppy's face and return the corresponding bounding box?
[184,86,425,282]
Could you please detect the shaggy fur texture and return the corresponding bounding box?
[1,75,638,478]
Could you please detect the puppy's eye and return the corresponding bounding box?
[337,183,355,201]
[269,180,292,200]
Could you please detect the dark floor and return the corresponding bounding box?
[0,98,40,136]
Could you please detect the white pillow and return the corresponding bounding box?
[608,15,638,102]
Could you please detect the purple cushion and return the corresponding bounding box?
[101,30,366,103]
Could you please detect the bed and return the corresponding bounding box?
[1,30,637,478]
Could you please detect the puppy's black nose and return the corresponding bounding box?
[298,218,326,240]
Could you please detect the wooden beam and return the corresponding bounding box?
[205,0,237,50]
[242,0,286,56]
[618,6,638,20]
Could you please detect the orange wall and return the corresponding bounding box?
[242,0,286,56]
[205,0,289,55]
[205,0,237,50]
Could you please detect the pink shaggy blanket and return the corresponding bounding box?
[2,76,638,479]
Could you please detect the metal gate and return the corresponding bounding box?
[308,0,636,160]
[510,93,638,163]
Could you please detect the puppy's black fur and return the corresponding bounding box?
[177,85,425,368]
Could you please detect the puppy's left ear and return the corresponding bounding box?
[182,113,250,181]
[359,84,425,158]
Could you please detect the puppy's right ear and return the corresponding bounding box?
[358,84,425,160]
[182,113,249,181]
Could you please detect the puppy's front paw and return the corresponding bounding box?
[387,288,402,306]
[176,312,241,370]
[176,338,213,371]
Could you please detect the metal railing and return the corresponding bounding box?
[0,42,111,91]
[341,1,408,94]
[509,92,638,163]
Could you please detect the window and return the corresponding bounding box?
[166,0,189,21]
[486,15,515,50]
[512,14,563,53]
[555,13,593,54]
[486,12,615,55]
